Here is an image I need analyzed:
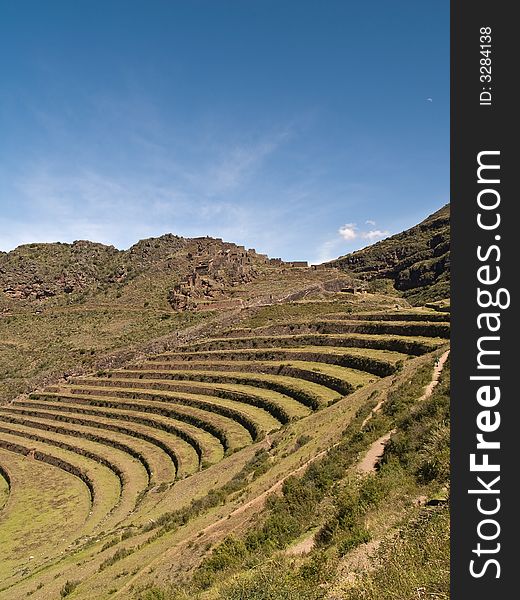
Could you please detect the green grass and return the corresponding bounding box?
[0,470,9,512]
[237,295,410,329]
[0,448,90,586]
[268,360,377,387]
[11,398,226,466]
[221,320,450,339]
[0,420,150,516]
[180,332,446,357]
[126,360,375,397]
[33,389,254,452]
[324,310,450,322]
[0,405,198,479]
[113,371,312,421]
[0,307,209,402]
[0,432,122,531]
[67,379,283,433]
[99,369,340,408]
[150,346,405,378]
[0,412,176,485]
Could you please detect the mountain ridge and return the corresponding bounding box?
[326,203,450,303]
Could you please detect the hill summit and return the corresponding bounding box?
[327,204,450,304]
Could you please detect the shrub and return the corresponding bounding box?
[121,528,134,540]
[219,558,324,600]
[98,547,133,572]
[60,580,80,597]
[346,506,450,600]
[337,526,371,555]
[294,434,312,449]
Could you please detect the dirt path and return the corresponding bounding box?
[357,429,396,475]
[114,445,336,597]
[357,349,450,474]
[114,350,451,596]
[360,395,387,429]
[419,349,450,401]
[286,534,316,556]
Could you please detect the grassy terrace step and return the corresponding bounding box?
[0,414,150,493]
[129,360,378,394]
[0,419,127,489]
[127,367,341,408]
[104,372,311,421]
[122,361,375,398]
[65,380,281,436]
[0,421,148,520]
[8,400,225,467]
[0,432,120,532]
[318,311,451,322]
[181,333,445,356]
[38,387,255,450]
[218,320,451,339]
[0,406,198,478]
[0,448,90,586]
[0,411,176,485]
[148,346,405,377]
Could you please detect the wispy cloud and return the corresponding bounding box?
[2,126,293,252]
[312,220,391,264]
[337,222,390,242]
[362,228,390,241]
[204,132,290,196]
[338,223,357,241]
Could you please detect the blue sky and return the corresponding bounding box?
[0,0,449,263]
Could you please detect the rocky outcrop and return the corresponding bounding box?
[168,241,265,311]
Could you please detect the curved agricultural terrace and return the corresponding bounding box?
[0,303,450,598]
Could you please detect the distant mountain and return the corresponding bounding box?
[326,204,450,304]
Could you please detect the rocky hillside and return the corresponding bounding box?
[0,235,274,309]
[0,215,449,600]
[327,204,450,304]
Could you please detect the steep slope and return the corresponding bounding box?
[0,297,449,599]
[0,237,354,403]
[0,221,450,600]
[327,204,450,304]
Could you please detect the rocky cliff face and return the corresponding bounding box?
[327,204,450,304]
[0,241,122,300]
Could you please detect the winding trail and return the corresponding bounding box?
[419,349,450,401]
[358,349,450,474]
[114,350,450,595]
[357,429,397,475]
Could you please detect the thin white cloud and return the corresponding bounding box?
[338,223,358,241]
[1,125,292,252]
[205,133,289,196]
[337,222,389,242]
[361,229,390,241]
[365,219,376,226]
[311,220,391,264]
